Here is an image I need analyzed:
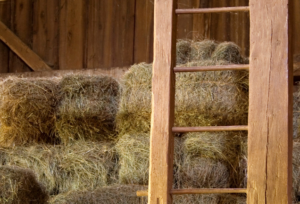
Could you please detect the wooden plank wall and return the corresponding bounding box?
[0,0,299,73]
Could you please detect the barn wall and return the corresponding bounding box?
[0,0,298,74]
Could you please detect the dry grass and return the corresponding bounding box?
[190,40,217,61]
[293,141,300,200]
[116,133,182,186]
[49,185,148,204]
[117,61,248,135]
[176,39,192,64]
[0,166,48,204]
[173,194,219,204]
[56,141,116,193]
[0,141,116,195]
[211,42,245,64]
[56,75,120,144]
[179,157,230,189]
[0,77,58,146]
[294,90,300,138]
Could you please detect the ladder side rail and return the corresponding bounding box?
[247,0,293,203]
[148,0,177,204]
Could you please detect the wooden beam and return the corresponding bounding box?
[172,126,248,133]
[247,0,293,203]
[148,0,177,204]
[174,64,249,72]
[176,6,249,14]
[0,20,51,71]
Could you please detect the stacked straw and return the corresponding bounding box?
[56,75,120,144]
[116,41,249,135]
[49,185,148,204]
[0,77,58,146]
[0,141,116,195]
[0,166,48,204]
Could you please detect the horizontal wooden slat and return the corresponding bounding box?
[174,64,249,72]
[171,188,248,195]
[176,6,249,14]
[137,188,247,197]
[172,126,248,133]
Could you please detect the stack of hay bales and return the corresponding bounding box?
[0,75,122,202]
[0,77,58,146]
[116,39,249,203]
[0,166,48,204]
[56,75,119,144]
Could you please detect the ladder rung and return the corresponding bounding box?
[137,188,247,197]
[174,64,249,72]
[172,126,248,133]
[176,6,250,14]
[171,188,247,195]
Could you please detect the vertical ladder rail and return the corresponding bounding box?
[148,0,177,204]
[247,0,293,203]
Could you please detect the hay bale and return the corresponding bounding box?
[116,63,152,135]
[293,141,300,200]
[173,194,219,204]
[117,61,248,134]
[0,141,116,194]
[49,185,147,204]
[116,133,182,186]
[56,75,119,144]
[0,166,48,204]
[211,42,245,64]
[176,39,192,64]
[182,132,244,165]
[56,141,116,193]
[0,77,58,146]
[219,195,246,204]
[179,157,230,189]
[190,40,217,61]
[0,144,59,194]
[294,90,300,138]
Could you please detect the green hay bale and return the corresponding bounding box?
[179,157,230,189]
[49,185,147,204]
[116,133,182,186]
[0,77,58,146]
[211,42,245,64]
[0,166,48,204]
[1,145,59,195]
[56,141,116,193]
[176,39,192,64]
[117,61,249,135]
[190,40,218,61]
[56,75,120,144]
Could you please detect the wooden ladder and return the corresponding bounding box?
[137,0,293,203]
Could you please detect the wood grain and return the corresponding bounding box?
[174,64,249,72]
[59,0,85,70]
[33,0,59,70]
[0,21,52,71]
[9,0,32,73]
[148,0,177,203]
[0,0,10,73]
[247,0,293,203]
[172,126,248,133]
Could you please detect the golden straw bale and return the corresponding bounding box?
[56,75,120,144]
[0,166,48,204]
[116,61,248,135]
[173,194,219,204]
[56,141,116,193]
[49,185,147,204]
[190,40,218,61]
[116,133,182,186]
[0,77,58,146]
[179,157,230,189]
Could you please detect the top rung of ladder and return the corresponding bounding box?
[176,6,249,14]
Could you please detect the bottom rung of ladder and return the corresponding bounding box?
[136,188,247,197]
